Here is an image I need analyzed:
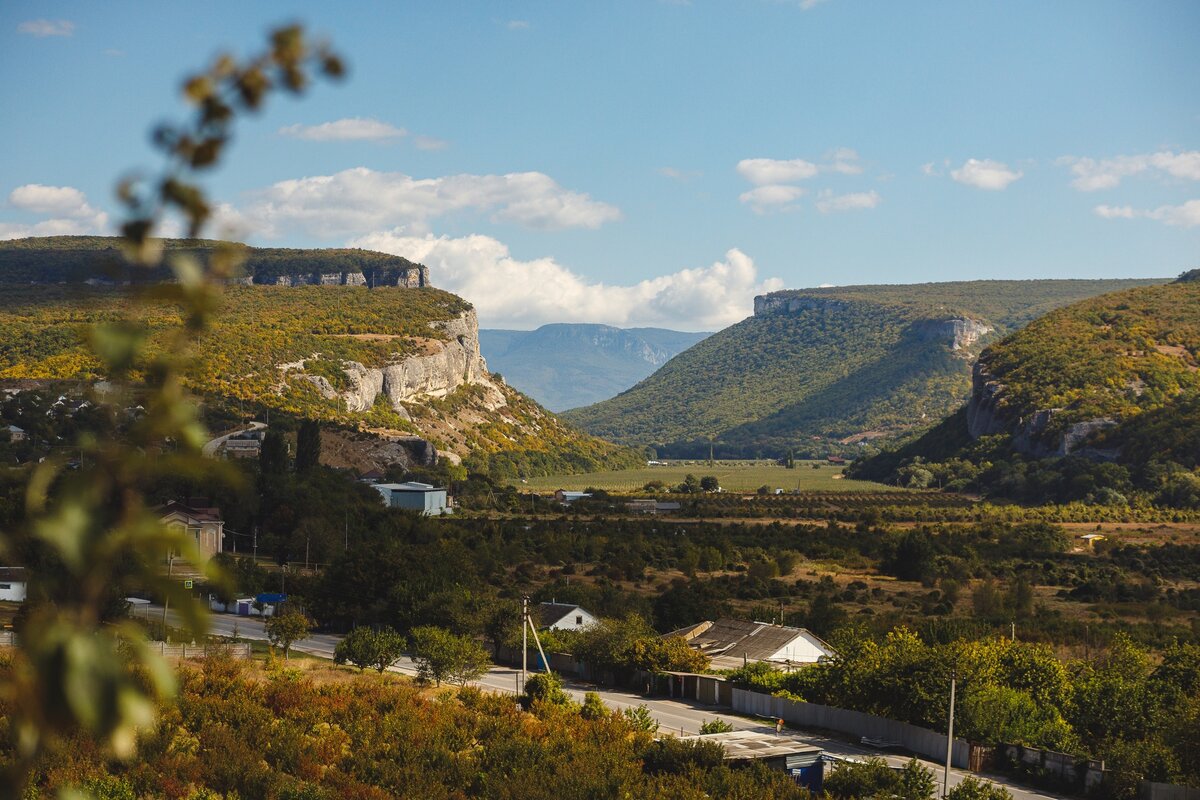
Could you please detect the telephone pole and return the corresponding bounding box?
[521,596,528,693]
[943,671,957,797]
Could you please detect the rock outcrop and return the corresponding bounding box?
[331,310,492,413]
[966,361,1120,459]
[754,293,856,317]
[909,318,993,352]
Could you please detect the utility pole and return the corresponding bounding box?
[305,535,310,572]
[943,671,957,798]
[252,525,258,562]
[521,596,528,693]
[161,549,175,638]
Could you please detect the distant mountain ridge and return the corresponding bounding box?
[479,324,710,412]
[562,278,1170,458]
[0,235,429,287]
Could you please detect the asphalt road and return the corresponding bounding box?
[155,607,1064,800]
[201,421,266,458]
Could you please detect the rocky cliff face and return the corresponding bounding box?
[966,360,1120,459]
[281,309,498,419]
[754,293,856,317]
[909,318,993,352]
[260,266,427,287]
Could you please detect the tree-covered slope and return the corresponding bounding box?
[562,279,1167,458]
[851,276,1200,506]
[479,324,710,411]
[0,277,638,478]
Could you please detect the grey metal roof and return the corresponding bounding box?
[536,602,588,627]
[674,618,825,663]
[677,731,823,761]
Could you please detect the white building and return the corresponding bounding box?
[0,567,27,602]
[537,602,598,632]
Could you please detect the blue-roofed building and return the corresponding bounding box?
[373,481,451,516]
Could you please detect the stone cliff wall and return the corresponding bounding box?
[330,309,492,414]
[966,360,1120,459]
[259,266,428,287]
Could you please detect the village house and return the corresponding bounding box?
[5,425,27,442]
[669,618,835,671]
[159,500,226,561]
[0,566,27,602]
[537,601,598,632]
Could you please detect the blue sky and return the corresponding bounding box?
[1,1,1197,330]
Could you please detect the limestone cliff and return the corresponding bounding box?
[965,360,1120,459]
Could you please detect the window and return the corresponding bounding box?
[0,584,9,590]
[576,615,583,626]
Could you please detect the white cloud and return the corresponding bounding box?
[1094,200,1200,228]
[506,20,530,30]
[816,190,881,213]
[1060,150,1200,191]
[1,184,109,240]
[348,231,781,330]
[278,118,406,142]
[825,148,863,175]
[657,166,702,181]
[739,185,805,214]
[737,158,820,186]
[239,167,621,237]
[412,135,449,151]
[799,0,831,9]
[18,19,74,37]
[950,158,1023,191]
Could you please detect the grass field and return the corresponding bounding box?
[514,460,897,493]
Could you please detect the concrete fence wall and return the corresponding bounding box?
[0,630,13,647]
[1141,782,1200,800]
[156,642,252,659]
[999,744,1107,792]
[731,688,970,768]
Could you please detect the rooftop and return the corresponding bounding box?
[669,618,831,664]
[677,731,823,762]
[375,481,445,492]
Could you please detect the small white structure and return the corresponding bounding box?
[5,425,26,442]
[0,567,27,602]
[554,490,592,504]
[537,602,598,632]
[373,481,451,515]
[669,618,835,671]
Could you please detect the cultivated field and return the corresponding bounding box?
[515,460,895,493]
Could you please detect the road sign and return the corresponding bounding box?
[183,579,193,589]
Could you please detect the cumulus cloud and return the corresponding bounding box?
[737,158,820,186]
[950,158,1023,190]
[347,230,781,330]
[278,118,406,142]
[739,185,805,214]
[239,167,621,237]
[1060,150,1200,191]
[1,184,108,239]
[825,148,863,175]
[1094,200,1200,228]
[816,189,881,213]
[18,19,74,37]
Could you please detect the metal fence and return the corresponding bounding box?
[1141,782,1200,800]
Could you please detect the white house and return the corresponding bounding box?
[537,601,598,632]
[0,567,27,602]
[668,618,835,671]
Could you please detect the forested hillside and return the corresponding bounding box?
[851,276,1200,507]
[480,324,710,411]
[0,285,638,478]
[564,279,1165,458]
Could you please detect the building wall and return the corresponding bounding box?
[768,632,832,664]
[388,490,449,516]
[0,581,26,602]
[546,609,598,631]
